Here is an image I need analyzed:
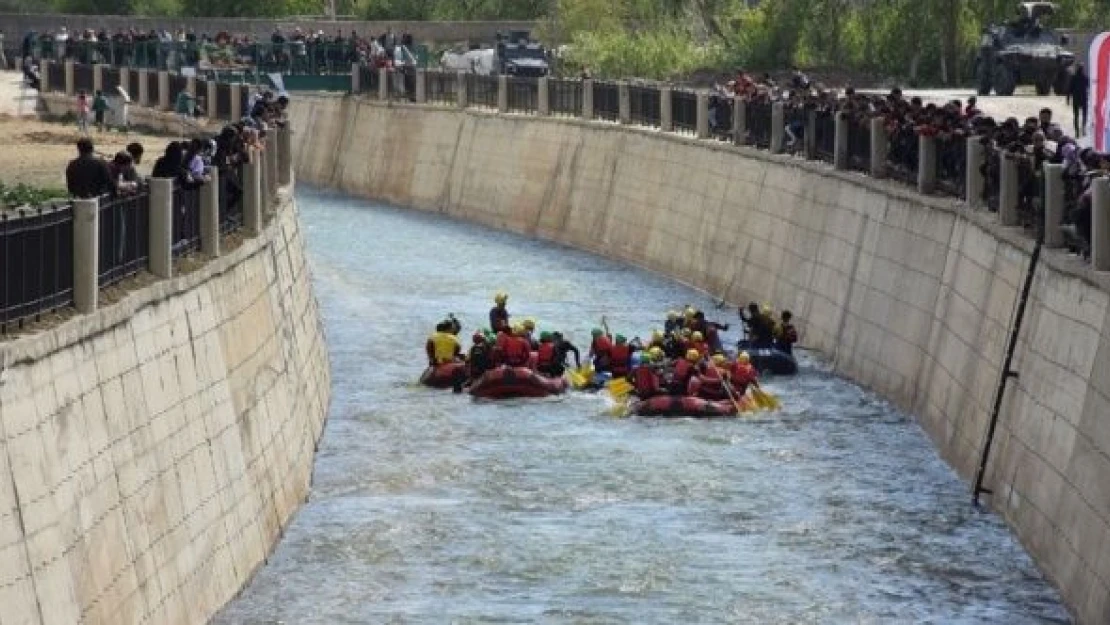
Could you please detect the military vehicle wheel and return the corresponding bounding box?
[975,59,992,95]
[1035,78,1052,96]
[1053,71,1070,96]
[993,64,1016,96]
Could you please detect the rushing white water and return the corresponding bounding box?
[213,188,1069,624]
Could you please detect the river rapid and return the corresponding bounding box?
[213,188,1068,624]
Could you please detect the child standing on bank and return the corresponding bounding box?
[76,90,90,135]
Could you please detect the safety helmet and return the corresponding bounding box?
[711,353,727,366]
[684,306,696,319]
[511,323,524,335]
[761,303,773,315]
[591,328,603,337]
[539,331,552,341]
[680,328,692,338]
[648,346,665,360]
[651,329,663,342]
[615,334,627,344]
[691,331,703,342]
[523,318,536,330]
[472,331,486,342]
[494,291,508,305]
[666,310,679,321]
[738,351,751,364]
[685,349,700,362]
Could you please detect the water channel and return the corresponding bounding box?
[213,188,1068,624]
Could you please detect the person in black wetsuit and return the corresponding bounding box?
[547,332,581,377]
[739,302,774,345]
[489,291,510,334]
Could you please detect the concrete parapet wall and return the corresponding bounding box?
[0,190,330,624]
[288,93,1110,625]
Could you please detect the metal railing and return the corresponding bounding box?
[746,99,772,148]
[215,82,232,119]
[506,77,538,114]
[709,96,732,141]
[784,104,807,152]
[47,62,64,92]
[672,90,697,134]
[98,191,151,288]
[146,70,160,107]
[74,63,94,94]
[127,69,142,102]
[467,74,498,109]
[360,65,379,97]
[1,205,75,329]
[102,67,121,94]
[846,115,871,173]
[629,85,660,127]
[426,71,457,106]
[935,134,967,198]
[593,81,619,122]
[219,165,245,235]
[814,109,836,163]
[550,79,581,117]
[172,183,202,256]
[887,123,918,185]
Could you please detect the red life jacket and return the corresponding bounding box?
[536,341,556,367]
[503,336,531,367]
[591,336,613,370]
[730,362,757,392]
[691,368,727,400]
[691,341,709,358]
[633,366,661,398]
[609,344,632,376]
[671,359,695,393]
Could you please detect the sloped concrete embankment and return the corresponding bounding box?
[290,93,1110,625]
[0,192,330,624]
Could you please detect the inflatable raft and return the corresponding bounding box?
[419,362,467,389]
[630,395,738,418]
[735,341,798,376]
[469,366,569,399]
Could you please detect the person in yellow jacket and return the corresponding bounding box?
[425,320,462,366]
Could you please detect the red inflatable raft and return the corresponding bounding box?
[630,395,738,418]
[469,366,568,399]
[419,362,467,389]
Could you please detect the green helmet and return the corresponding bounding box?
[615,334,627,344]
[539,331,552,341]
[591,328,603,337]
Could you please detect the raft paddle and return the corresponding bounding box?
[720,378,747,416]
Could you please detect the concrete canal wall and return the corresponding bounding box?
[0,190,330,623]
[289,93,1110,625]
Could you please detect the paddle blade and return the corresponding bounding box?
[607,378,634,398]
[753,387,781,411]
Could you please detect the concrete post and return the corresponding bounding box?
[498,75,508,113]
[351,62,360,93]
[72,198,98,314]
[267,139,279,200]
[64,60,75,96]
[200,167,220,257]
[278,124,293,186]
[999,153,1021,227]
[618,82,631,124]
[186,76,196,99]
[1043,163,1065,248]
[870,117,889,178]
[119,67,127,97]
[93,64,103,93]
[770,102,785,154]
[41,60,52,92]
[537,77,550,115]
[379,68,389,100]
[966,137,985,209]
[244,149,262,236]
[137,69,149,106]
[918,135,937,194]
[229,83,241,120]
[731,96,745,145]
[456,71,467,109]
[804,109,818,159]
[834,111,849,170]
[259,145,270,216]
[415,68,426,103]
[696,92,709,139]
[206,80,217,120]
[1094,178,1110,270]
[148,178,173,278]
[157,71,169,110]
[660,88,674,133]
[582,79,594,120]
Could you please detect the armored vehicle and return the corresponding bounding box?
[975,2,1074,96]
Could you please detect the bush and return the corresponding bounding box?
[565,26,726,80]
[0,183,68,209]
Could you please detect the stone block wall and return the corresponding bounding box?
[287,94,1110,624]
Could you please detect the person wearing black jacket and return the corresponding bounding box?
[1067,63,1089,138]
[65,138,114,199]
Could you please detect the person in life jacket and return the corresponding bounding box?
[489,291,510,334]
[467,331,494,381]
[689,331,710,359]
[501,323,532,367]
[609,334,635,378]
[522,318,539,350]
[689,310,729,353]
[682,306,698,329]
[629,350,658,399]
[774,310,799,355]
[589,328,614,372]
[535,331,558,376]
[548,331,581,377]
[740,302,774,345]
[730,351,759,395]
[688,355,729,401]
[664,310,683,334]
[426,320,462,366]
[648,329,666,350]
[669,348,701,395]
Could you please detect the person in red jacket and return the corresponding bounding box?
[609,334,635,378]
[669,349,701,395]
[589,328,614,372]
[535,331,558,376]
[689,331,710,358]
[730,351,759,395]
[501,324,532,367]
[632,349,663,399]
[687,354,729,400]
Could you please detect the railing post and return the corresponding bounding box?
[41,60,52,92]
[999,153,1021,226]
[379,68,389,100]
[200,167,220,257]
[870,117,889,178]
[731,96,744,145]
[582,79,594,120]
[804,109,817,159]
[1094,178,1110,270]
[537,76,550,115]
[93,64,103,93]
[229,83,242,120]
[185,75,196,99]
[278,123,293,186]
[498,75,508,113]
[260,145,271,218]
[64,60,75,96]
[618,82,631,124]
[770,102,785,154]
[660,88,674,132]
[834,111,849,170]
[351,62,360,93]
[73,198,99,314]
[696,92,709,139]
[149,178,173,278]
[268,139,279,201]
[1043,163,1065,247]
[157,70,169,110]
[918,134,937,194]
[206,80,217,120]
[966,137,985,208]
[415,68,426,103]
[456,71,467,109]
[244,149,262,236]
[137,68,149,106]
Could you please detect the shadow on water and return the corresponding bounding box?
[213,187,1070,624]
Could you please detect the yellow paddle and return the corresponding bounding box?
[720,378,748,417]
[751,385,782,411]
[606,377,634,398]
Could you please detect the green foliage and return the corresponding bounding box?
[564,26,724,79]
[0,183,67,209]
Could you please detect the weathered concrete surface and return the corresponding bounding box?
[289,93,1110,625]
[0,189,330,624]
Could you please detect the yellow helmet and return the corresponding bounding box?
[511,323,524,335]
[738,351,751,364]
[651,329,664,342]
[684,306,696,319]
[648,346,665,360]
[711,353,727,366]
[761,303,773,316]
[522,318,536,330]
[681,328,692,338]
[691,331,704,342]
[685,349,700,362]
[666,310,679,321]
[494,291,508,305]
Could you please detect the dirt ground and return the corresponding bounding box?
[0,116,169,191]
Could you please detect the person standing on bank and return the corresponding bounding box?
[1067,63,1089,138]
[92,90,109,132]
